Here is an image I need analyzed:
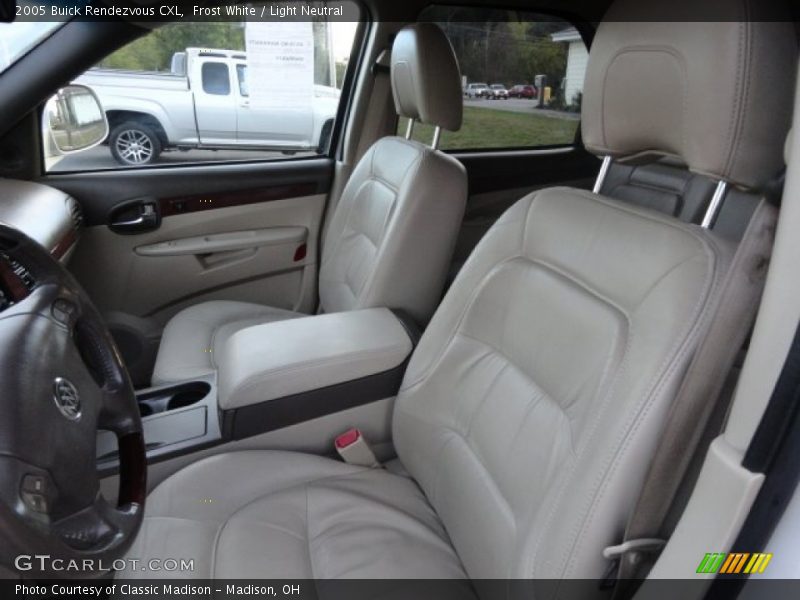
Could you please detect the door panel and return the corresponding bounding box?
[42,158,332,320]
[40,158,332,386]
[69,195,323,321]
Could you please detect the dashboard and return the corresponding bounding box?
[0,179,82,260]
[0,179,81,309]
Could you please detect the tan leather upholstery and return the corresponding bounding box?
[218,308,412,410]
[123,0,792,582]
[582,0,797,190]
[391,23,463,131]
[117,451,467,579]
[152,301,302,384]
[317,136,465,320]
[393,188,731,579]
[125,190,732,581]
[152,24,466,385]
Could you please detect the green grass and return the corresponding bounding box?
[400,106,578,151]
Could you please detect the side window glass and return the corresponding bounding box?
[201,62,230,96]
[44,2,361,172]
[399,6,585,151]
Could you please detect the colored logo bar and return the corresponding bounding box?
[696,552,773,574]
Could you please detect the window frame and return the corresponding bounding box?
[40,4,369,174]
[401,4,594,155]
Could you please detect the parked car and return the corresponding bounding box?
[75,48,340,166]
[489,84,509,99]
[464,82,490,99]
[509,83,537,99]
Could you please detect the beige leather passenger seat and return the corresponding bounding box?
[151,24,467,385]
[121,2,796,582]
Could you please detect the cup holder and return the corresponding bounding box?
[137,381,211,416]
[167,385,210,410]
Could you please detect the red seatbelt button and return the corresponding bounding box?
[334,428,380,468]
[335,428,361,449]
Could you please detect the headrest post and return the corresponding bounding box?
[701,181,729,229]
[431,126,442,150]
[405,119,416,141]
[593,156,612,194]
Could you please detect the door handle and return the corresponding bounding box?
[108,198,161,234]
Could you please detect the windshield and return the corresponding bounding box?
[0,19,63,75]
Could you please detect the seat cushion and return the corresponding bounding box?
[151,301,302,385]
[117,451,467,579]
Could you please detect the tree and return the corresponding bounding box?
[424,8,568,88]
[98,23,245,72]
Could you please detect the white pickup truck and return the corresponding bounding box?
[74,48,340,166]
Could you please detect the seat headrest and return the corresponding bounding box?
[391,23,463,132]
[582,0,797,190]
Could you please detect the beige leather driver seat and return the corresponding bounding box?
[151,24,467,385]
[122,2,795,583]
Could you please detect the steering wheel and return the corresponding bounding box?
[0,223,145,575]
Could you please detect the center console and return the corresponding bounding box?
[97,308,417,474]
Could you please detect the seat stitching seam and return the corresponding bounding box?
[306,484,317,581]
[550,186,720,247]
[545,236,721,577]
[352,151,425,307]
[209,519,226,579]
[457,331,562,416]
[463,361,511,440]
[562,240,723,576]
[456,331,579,457]
[425,419,516,531]
[527,239,716,576]
[400,194,539,391]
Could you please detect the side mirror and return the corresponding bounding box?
[42,84,108,158]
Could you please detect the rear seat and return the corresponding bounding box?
[601,158,764,242]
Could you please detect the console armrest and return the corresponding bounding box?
[217,308,413,411]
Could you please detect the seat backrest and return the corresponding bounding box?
[318,24,467,325]
[392,0,796,583]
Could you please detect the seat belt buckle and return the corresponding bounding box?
[335,428,381,468]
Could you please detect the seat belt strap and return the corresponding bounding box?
[609,198,778,585]
[353,48,394,161]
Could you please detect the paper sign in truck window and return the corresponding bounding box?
[245,22,314,110]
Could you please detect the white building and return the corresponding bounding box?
[551,27,588,107]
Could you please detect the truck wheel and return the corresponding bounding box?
[110,122,162,166]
